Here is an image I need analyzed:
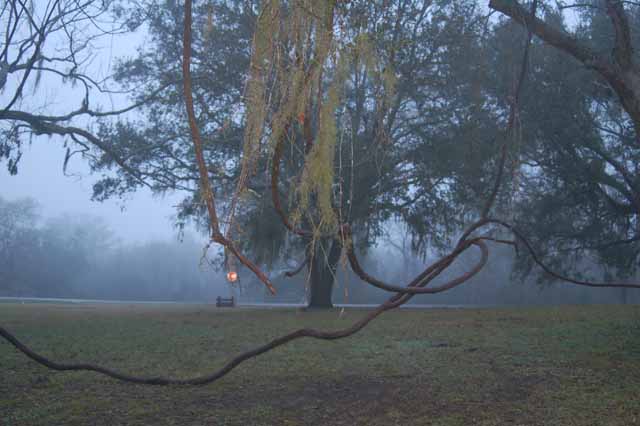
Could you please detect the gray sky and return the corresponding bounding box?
[0,5,186,243]
[0,137,183,243]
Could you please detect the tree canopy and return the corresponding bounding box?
[84,0,640,302]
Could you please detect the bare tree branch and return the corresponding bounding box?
[489,0,640,140]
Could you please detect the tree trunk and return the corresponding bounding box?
[307,238,342,309]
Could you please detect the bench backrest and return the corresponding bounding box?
[216,296,235,307]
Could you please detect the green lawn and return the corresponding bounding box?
[1,303,640,425]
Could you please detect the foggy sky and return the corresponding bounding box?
[0,140,181,243]
[0,14,186,244]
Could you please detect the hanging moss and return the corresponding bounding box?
[298,53,348,233]
[242,0,279,163]
[238,0,397,239]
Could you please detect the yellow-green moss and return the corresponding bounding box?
[242,0,397,237]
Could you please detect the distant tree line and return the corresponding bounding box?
[2,195,632,305]
[0,197,226,301]
[243,234,638,306]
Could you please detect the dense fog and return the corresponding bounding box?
[1,196,635,305]
[0,196,226,301]
[240,237,639,306]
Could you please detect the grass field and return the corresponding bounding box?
[1,303,640,425]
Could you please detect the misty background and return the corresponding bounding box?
[1,193,636,305]
[1,0,638,306]
[0,8,221,301]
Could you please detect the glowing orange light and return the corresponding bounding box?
[226,271,238,283]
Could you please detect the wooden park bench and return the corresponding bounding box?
[216,296,235,308]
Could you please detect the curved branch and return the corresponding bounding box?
[182,0,220,235]
[488,219,640,289]
[488,0,612,75]
[213,233,276,295]
[0,226,490,386]
[0,109,150,188]
[284,257,309,278]
[605,0,634,71]
[482,0,536,218]
[0,312,387,386]
[346,229,488,295]
[182,0,275,295]
[489,0,640,140]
